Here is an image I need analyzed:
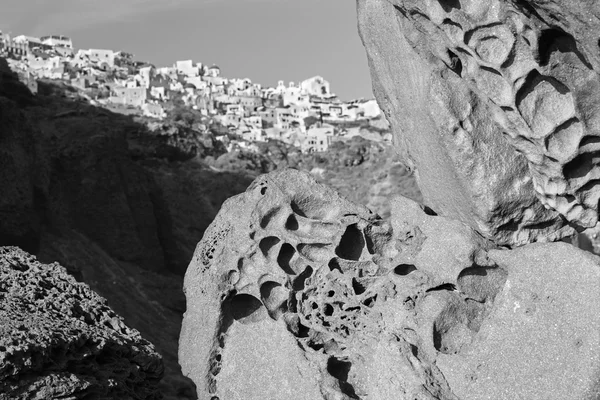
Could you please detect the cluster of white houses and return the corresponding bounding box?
[0,31,383,153]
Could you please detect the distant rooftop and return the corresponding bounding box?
[40,35,71,41]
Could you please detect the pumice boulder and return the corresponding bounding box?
[357,0,600,246]
[179,169,600,399]
[0,247,164,399]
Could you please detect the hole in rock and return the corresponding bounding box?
[327,357,359,399]
[362,295,377,308]
[307,340,324,351]
[394,264,417,276]
[324,303,334,316]
[328,258,342,273]
[447,50,463,76]
[437,0,461,12]
[335,224,365,261]
[578,135,600,154]
[259,236,280,257]
[410,344,419,358]
[285,214,299,231]
[292,265,313,291]
[260,186,267,195]
[297,322,310,338]
[564,152,600,180]
[352,278,366,295]
[422,205,438,216]
[277,243,297,275]
[230,294,265,324]
[426,283,457,293]
[537,28,591,68]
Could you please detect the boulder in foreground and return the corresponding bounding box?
[180,169,600,399]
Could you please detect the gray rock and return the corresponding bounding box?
[357,0,600,246]
[179,169,600,399]
[0,247,164,399]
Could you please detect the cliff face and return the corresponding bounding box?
[0,59,257,399]
[357,0,600,246]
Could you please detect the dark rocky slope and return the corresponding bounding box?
[0,247,163,399]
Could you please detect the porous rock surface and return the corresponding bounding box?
[357,0,600,246]
[0,247,163,399]
[180,169,600,399]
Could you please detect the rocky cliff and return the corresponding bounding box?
[357,0,600,246]
[0,58,251,398]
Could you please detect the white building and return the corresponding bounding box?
[138,66,154,88]
[283,82,310,106]
[13,35,41,46]
[206,65,221,78]
[302,125,335,153]
[175,60,199,77]
[80,49,116,68]
[300,76,331,97]
[357,99,381,118]
[40,35,73,48]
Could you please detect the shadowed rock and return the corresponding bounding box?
[179,169,600,399]
[0,247,164,399]
[357,0,600,246]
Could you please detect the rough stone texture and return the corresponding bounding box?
[180,169,600,399]
[357,0,600,246]
[0,247,163,399]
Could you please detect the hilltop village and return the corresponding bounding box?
[0,32,388,153]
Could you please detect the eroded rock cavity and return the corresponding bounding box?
[358,0,600,245]
[179,169,600,399]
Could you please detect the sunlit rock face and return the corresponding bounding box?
[179,169,600,400]
[357,0,600,246]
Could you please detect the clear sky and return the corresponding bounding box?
[1,0,374,100]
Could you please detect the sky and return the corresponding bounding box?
[1,0,375,100]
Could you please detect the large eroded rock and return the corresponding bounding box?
[0,247,164,399]
[179,169,600,399]
[357,0,600,246]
